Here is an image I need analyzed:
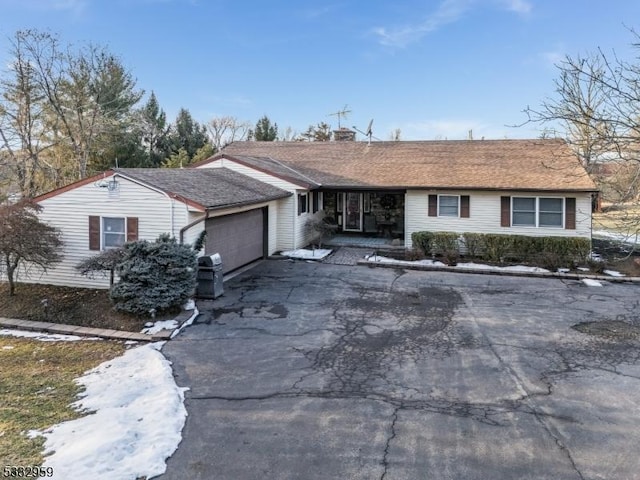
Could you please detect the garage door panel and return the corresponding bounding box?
[205,209,264,273]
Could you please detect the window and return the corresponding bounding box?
[89,216,138,251]
[102,217,126,248]
[297,193,308,215]
[539,198,563,227]
[511,197,563,228]
[438,195,459,217]
[312,192,322,213]
[512,197,536,226]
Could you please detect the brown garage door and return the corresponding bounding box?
[205,208,265,274]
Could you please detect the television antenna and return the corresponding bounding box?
[329,105,351,129]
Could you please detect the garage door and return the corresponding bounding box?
[205,208,265,274]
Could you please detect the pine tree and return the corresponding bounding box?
[167,108,208,159]
[251,115,278,141]
[109,234,197,316]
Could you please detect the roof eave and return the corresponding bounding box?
[205,192,292,211]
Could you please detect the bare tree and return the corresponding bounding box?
[0,32,55,197]
[522,32,640,237]
[0,199,62,295]
[14,30,142,181]
[207,116,250,151]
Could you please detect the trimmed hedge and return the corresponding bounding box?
[412,231,591,269]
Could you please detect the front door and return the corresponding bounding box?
[343,192,362,231]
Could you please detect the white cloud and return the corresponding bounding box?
[541,50,564,66]
[499,0,532,14]
[372,0,532,48]
[373,0,474,48]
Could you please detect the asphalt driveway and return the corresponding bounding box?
[160,260,640,480]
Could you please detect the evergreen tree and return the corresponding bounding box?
[110,234,197,316]
[135,91,171,167]
[167,108,208,159]
[250,115,278,141]
[301,122,332,142]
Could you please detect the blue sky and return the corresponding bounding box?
[1,0,639,140]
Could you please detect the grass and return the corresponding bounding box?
[0,336,126,466]
[593,203,640,234]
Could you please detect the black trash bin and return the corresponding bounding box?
[196,253,224,299]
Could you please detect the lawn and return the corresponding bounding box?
[0,283,175,332]
[0,336,125,466]
[593,203,640,234]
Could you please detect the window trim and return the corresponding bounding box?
[437,194,460,218]
[511,196,564,228]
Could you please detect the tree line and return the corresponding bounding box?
[0,30,339,199]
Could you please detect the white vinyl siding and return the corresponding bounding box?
[197,157,300,251]
[198,157,320,250]
[28,177,189,289]
[405,190,592,249]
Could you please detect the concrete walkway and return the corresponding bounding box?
[0,317,172,342]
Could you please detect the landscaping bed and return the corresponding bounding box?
[0,283,176,332]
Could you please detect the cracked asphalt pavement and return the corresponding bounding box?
[159,260,640,480]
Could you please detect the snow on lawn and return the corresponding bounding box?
[281,248,332,260]
[365,255,550,273]
[0,329,98,342]
[142,319,178,335]
[34,341,187,480]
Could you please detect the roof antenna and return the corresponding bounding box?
[329,104,351,129]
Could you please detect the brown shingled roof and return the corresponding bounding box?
[115,167,291,210]
[216,139,597,191]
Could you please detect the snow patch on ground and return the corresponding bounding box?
[582,278,603,287]
[604,269,625,277]
[366,254,445,267]
[35,342,188,480]
[0,329,99,342]
[365,255,550,273]
[141,319,178,335]
[281,249,332,260]
[593,230,640,245]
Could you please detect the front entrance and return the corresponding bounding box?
[343,192,362,232]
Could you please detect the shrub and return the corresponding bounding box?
[483,234,513,263]
[431,232,460,265]
[405,248,426,261]
[411,231,435,256]
[76,248,126,287]
[410,230,591,268]
[461,233,485,258]
[110,234,197,316]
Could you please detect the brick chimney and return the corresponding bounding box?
[333,127,356,141]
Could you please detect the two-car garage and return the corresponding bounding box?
[205,208,267,274]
